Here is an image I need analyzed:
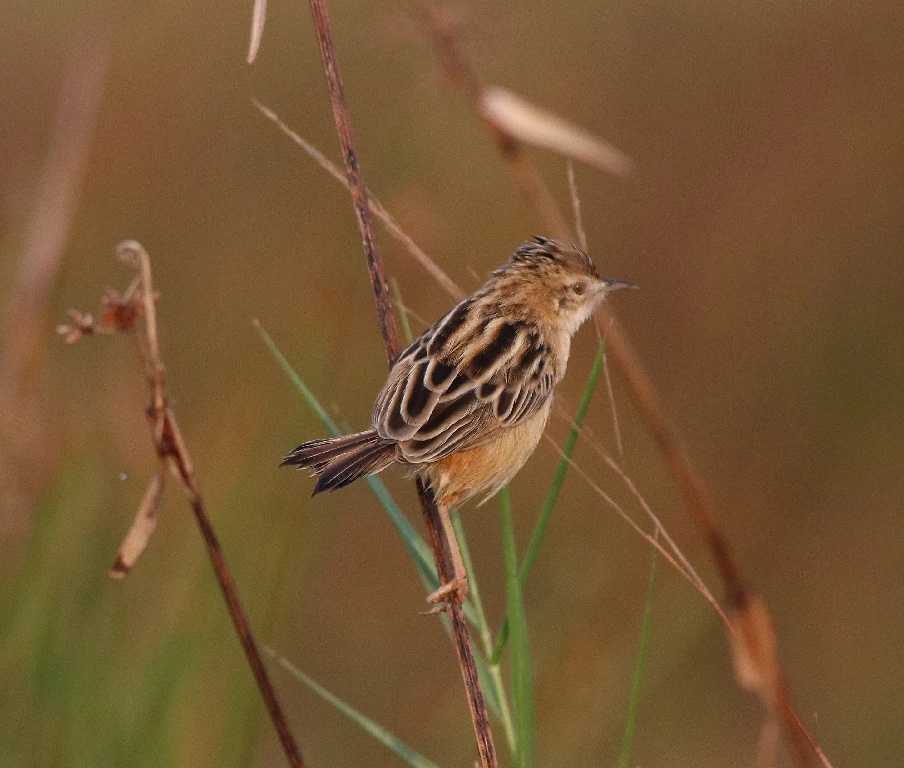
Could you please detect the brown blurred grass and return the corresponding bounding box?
[2,1,903,766]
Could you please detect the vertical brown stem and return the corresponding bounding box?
[304,2,498,765]
[306,0,399,366]
[418,479,497,767]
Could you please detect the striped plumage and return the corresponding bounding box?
[283,236,634,603]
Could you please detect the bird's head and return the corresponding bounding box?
[493,236,635,336]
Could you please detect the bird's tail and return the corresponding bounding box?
[281,429,396,494]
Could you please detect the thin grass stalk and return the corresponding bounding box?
[305,0,399,364]
[304,2,497,764]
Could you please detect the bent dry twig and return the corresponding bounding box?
[303,1,497,765]
[58,241,306,768]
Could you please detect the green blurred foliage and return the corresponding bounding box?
[2,0,903,766]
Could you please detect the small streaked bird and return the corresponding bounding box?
[283,237,634,605]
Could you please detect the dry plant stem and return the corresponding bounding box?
[419,479,496,765]
[304,2,497,765]
[306,0,399,365]
[110,243,306,768]
[787,707,834,768]
[601,343,624,456]
[167,416,307,768]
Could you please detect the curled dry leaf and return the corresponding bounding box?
[99,290,140,333]
[109,470,165,579]
[478,87,633,177]
[727,593,780,704]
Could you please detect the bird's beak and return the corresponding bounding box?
[600,278,638,293]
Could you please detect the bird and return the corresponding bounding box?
[282,236,635,606]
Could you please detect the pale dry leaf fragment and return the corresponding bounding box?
[247,0,267,64]
[109,469,165,579]
[478,87,633,177]
[728,593,780,704]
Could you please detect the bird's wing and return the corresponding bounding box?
[373,303,555,464]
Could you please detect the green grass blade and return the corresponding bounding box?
[500,488,535,768]
[255,320,341,436]
[269,649,441,768]
[491,342,605,664]
[617,544,657,768]
[255,321,479,625]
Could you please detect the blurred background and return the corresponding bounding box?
[2,0,902,765]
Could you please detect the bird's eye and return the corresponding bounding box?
[570,282,586,296]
